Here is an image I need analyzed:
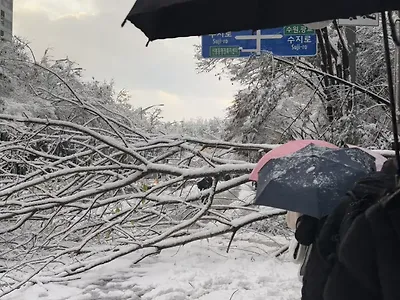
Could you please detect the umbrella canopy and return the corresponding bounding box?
[254,144,376,218]
[123,0,400,41]
[249,140,338,182]
[346,144,387,171]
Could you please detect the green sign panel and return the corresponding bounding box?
[283,25,315,35]
[210,46,241,57]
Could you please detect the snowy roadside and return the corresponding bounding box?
[4,232,300,300]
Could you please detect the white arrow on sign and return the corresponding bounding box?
[235,30,283,55]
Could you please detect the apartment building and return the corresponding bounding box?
[0,0,12,41]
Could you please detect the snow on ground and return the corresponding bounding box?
[4,231,301,300]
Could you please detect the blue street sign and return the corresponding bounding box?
[201,24,317,58]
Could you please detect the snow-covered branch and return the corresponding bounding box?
[0,110,273,296]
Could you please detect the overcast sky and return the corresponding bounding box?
[13,0,237,121]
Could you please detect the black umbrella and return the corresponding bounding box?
[122,0,400,41]
[254,144,376,218]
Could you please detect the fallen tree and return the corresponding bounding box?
[0,112,288,296]
[0,38,393,297]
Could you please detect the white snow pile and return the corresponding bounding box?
[4,232,300,300]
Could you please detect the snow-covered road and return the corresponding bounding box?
[5,232,301,300]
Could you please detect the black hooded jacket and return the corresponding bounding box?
[336,190,400,300]
[299,171,397,300]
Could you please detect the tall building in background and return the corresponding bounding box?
[0,0,12,41]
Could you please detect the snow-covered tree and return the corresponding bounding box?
[196,22,395,150]
[0,38,292,296]
[163,117,226,139]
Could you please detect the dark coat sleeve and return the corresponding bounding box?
[366,204,400,300]
[337,213,381,297]
[317,199,349,258]
[301,242,331,300]
[300,202,344,300]
[295,215,319,246]
[323,261,380,300]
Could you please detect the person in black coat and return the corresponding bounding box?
[299,158,398,300]
[322,169,397,300]
[335,159,400,300]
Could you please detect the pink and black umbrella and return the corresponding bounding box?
[250,140,388,182]
[254,144,376,218]
[250,140,338,182]
[346,144,387,171]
